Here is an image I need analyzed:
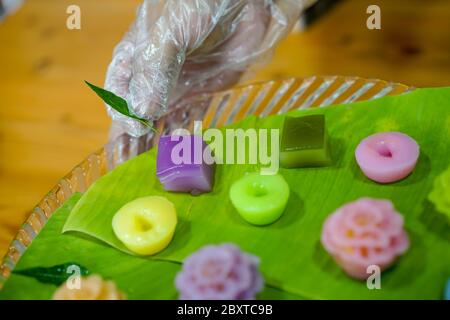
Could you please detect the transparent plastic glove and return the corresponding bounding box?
[105,0,315,138]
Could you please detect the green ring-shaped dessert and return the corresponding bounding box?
[428,165,450,220]
[229,173,290,226]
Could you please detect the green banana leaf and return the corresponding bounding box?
[0,193,298,299]
[2,87,449,299]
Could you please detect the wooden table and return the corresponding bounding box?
[0,0,449,257]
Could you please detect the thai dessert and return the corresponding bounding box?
[156,135,215,195]
[428,165,450,220]
[321,198,409,279]
[280,114,331,168]
[53,275,125,300]
[112,196,177,255]
[175,244,263,300]
[355,132,419,183]
[229,173,290,226]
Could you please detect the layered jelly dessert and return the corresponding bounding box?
[280,114,330,168]
[156,135,215,195]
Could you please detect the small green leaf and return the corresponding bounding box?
[14,262,90,286]
[85,81,155,132]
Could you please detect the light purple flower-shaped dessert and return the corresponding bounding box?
[156,135,215,195]
[175,244,263,300]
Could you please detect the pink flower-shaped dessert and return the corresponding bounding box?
[175,244,263,300]
[321,198,409,280]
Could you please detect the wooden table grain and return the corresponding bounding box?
[0,0,449,257]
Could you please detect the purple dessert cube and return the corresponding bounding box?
[156,135,215,195]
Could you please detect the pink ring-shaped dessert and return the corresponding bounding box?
[355,132,419,183]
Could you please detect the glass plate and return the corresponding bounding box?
[0,76,412,289]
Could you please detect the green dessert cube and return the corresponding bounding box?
[280,114,330,168]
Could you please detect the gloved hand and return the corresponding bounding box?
[105,0,315,139]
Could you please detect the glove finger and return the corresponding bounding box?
[173,0,270,97]
[257,0,306,52]
[104,25,136,97]
[107,106,151,138]
[127,17,183,121]
[105,1,168,138]
[105,35,152,137]
[126,0,250,121]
